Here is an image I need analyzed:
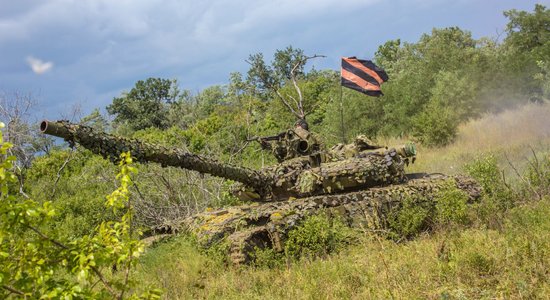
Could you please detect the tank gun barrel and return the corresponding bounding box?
[40,120,269,192]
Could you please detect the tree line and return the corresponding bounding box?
[103,4,549,148]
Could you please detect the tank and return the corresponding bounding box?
[40,120,481,264]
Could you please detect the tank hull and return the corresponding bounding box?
[186,175,481,264]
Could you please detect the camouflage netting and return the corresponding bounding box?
[234,147,408,201]
[186,175,481,265]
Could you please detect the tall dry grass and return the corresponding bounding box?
[406,101,550,176]
[456,102,550,151]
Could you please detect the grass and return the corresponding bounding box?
[136,199,550,299]
[409,102,550,177]
[134,102,550,299]
[376,102,550,180]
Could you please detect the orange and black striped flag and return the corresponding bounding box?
[341,57,388,96]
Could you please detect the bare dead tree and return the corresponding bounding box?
[60,102,84,123]
[504,152,542,200]
[247,53,326,121]
[0,91,35,165]
[0,91,52,195]
[285,54,326,119]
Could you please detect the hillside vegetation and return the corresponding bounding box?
[0,4,549,299]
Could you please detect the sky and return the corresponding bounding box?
[0,0,546,121]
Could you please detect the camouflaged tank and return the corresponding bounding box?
[40,120,481,264]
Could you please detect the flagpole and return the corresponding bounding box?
[339,85,346,144]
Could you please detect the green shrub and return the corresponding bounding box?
[388,181,471,238]
[0,121,161,299]
[435,181,470,227]
[284,213,355,260]
[464,155,500,193]
[504,199,550,264]
[465,154,515,210]
[181,128,206,152]
[26,151,117,239]
[132,126,188,148]
[252,247,285,268]
[412,102,459,147]
[202,238,231,266]
[464,154,517,229]
[387,196,431,239]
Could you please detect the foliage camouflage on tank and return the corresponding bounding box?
[188,175,480,264]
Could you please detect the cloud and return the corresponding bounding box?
[0,0,383,118]
[1,0,538,120]
[26,56,53,74]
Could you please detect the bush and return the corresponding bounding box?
[284,213,355,260]
[0,124,160,299]
[202,238,232,266]
[464,154,517,229]
[505,199,550,265]
[387,196,431,239]
[435,181,470,227]
[412,101,459,147]
[465,154,515,210]
[25,151,117,239]
[252,247,285,268]
[388,181,471,238]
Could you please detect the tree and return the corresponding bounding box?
[373,27,493,142]
[81,108,109,132]
[534,60,550,98]
[246,46,306,96]
[504,4,550,59]
[0,91,52,168]
[246,46,325,120]
[107,78,181,131]
[503,4,550,100]
[374,39,402,74]
[0,91,54,196]
[195,85,227,118]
